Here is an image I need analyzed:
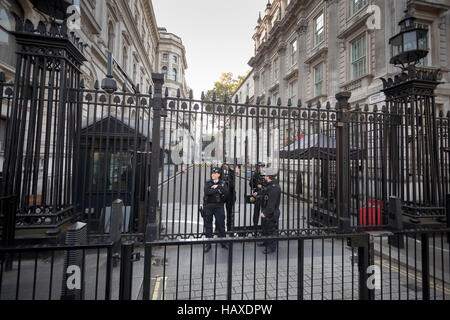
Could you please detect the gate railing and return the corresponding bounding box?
[143,228,450,301]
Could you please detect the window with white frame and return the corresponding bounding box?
[416,23,431,67]
[290,39,297,66]
[272,92,279,105]
[172,68,177,82]
[173,55,178,64]
[162,66,168,80]
[289,81,297,103]
[314,12,324,46]
[351,34,366,80]
[273,57,279,81]
[349,0,367,16]
[163,53,168,62]
[314,63,324,97]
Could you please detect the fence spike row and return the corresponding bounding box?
[201,91,205,100]
[326,102,331,110]
[256,96,260,105]
[382,105,387,113]
[189,90,193,99]
[79,79,85,89]
[164,87,169,97]
[355,103,360,111]
[267,97,271,105]
[277,97,282,106]
[177,88,181,98]
[37,21,46,35]
[234,95,239,104]
[307,103,312,109]
[122,83,127,92]
[287,98,292,107]
[211,92,216,101]
[364,104,369,112]
[94,80,99,90]
[317,101,321,109]
[297,99,302,108]
[245,96,250,104]
[224,94,228,103]
[24,19,35,32]
[447,111,450,118]
[439,110,443,117]
[135,84,140,94]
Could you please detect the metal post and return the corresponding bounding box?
[446,194,450,244]
[119,242,135,300]
[110,199,123,258]
[142,243,153,300]
[356,234,371,300]
[388,197,404,248]
[226,241,233,300]
[297,238,304,300]
[146,73,166,242]
[335,92,352,232]
[421,233,430,300]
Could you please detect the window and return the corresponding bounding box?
[350,0,367,16]
[162,66,168,80]
[314,63,324,97]
[416,23,430,66]
[314,13,324,46]
[122,46,128,71]
[0,2,24,67]
[92,152,132,191]
[173,55,178,63]
[273,57,279,81]
[272,93,279,105]
[290,40,297,66]
[163,53,168,62]
[289,81,297,103]
[107,21,115,52]
[351,34,366,80]
[172,68,177,82]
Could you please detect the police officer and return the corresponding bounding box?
[220,163,236,232]
[203,167,229,252]
[250,162,266,229]
[260,168,281,254]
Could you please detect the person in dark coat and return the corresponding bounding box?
[202,167,229,252]
[250,162,266,229]
[259,168,281,254]
[220,163,236,232]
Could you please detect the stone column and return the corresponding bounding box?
[277,42,287,104]
[296,18,308,103]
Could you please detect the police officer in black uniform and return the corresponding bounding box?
[250,162,266,229]
[220,163,236,232]
[260,168,281,254]
[203,167,229,252]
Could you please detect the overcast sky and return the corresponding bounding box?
[152,0,268,98]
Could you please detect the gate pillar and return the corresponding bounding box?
[2,17,86,245]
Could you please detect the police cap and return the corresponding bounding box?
[261,167,278,178]
[211,167,221,174]
[257,162,266,168]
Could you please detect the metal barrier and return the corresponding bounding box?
[0,243,114,300]
[143,229,450,301]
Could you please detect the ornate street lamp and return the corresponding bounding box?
[389,10,429,69]
[29,0,75,20]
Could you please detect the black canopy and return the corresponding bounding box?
[279,133,364,160]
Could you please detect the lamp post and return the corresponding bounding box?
[382,9,442,225]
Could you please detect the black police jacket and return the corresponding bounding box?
[250,171,265,193]
[261,181,281,219]
[203,179,229,208]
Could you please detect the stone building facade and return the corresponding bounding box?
[249,0,450,112]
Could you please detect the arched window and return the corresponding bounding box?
[162,66,168,80]
[107,21,115,52]
[172,68,177,82]
[0,2,24,67]
[133,63,137,83]
[122,46,128,71]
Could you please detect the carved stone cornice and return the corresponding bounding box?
[277,41,287,53]
[296,18,308,35]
